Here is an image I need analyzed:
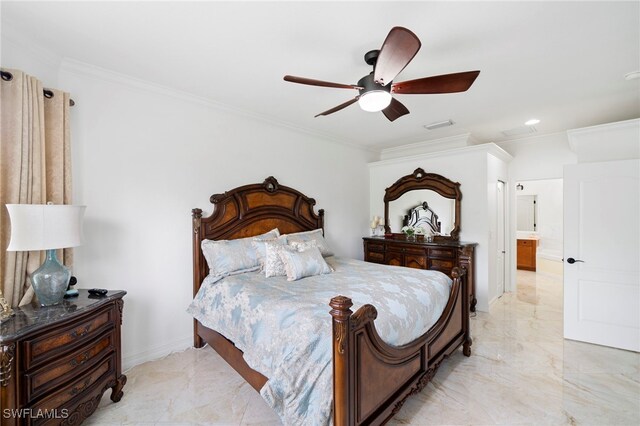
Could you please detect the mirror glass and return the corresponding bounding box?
[388,190,456,235]
[517,195,537,231]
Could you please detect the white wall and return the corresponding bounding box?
[4,45,376,368]
[63,63,376,368]
[486,152,509,305]
[369,144,511,312]
[1,29,61,86]
[499,132,577,181]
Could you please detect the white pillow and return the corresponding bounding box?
[282,229,334,257]
[201,228,279,277]
[278,245,333,281]
[264,240,316,277]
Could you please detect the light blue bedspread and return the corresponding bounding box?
[187,257,452,425]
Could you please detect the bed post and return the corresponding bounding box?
[452,267,472,357]
[192,208,205,349]
[330,296,354,426]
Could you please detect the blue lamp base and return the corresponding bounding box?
[31,249,71,306]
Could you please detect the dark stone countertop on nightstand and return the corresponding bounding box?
[0,289,126,343]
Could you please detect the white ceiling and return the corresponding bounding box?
[2,1,639,150]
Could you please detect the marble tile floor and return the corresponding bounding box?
[87,270,639,425]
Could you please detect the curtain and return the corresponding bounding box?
[0,68,72,307]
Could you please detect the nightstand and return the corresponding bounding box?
[1,290,126,425]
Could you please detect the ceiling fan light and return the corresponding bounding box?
[358,91,392,112]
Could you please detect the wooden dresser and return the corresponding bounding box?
[517,238,538,271]
[363,236,478,311]
[0,290,126,426]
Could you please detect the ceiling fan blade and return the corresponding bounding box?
[314,96,359,117]
[392,71,481,94]
[284,75,362,90]
[374,27,421,86]
[382,98,410,122]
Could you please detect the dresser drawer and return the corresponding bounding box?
[366,251,385,263]
[25,330,115,402]
[430,258,455,269]
[387,245,425,256]
[428,248,456,259]
[365,242,385,252]
[23,306,115,370]
[405,255,427,269]
[28,352,116,425]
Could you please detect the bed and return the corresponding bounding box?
[190,177,472,425]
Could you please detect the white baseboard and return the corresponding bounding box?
[122,335,193,371]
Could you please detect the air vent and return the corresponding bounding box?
[424,119,454,130]
[501,126,537,137]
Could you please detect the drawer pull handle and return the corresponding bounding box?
[70,352,90,367]
[70,378,91,395]
[70,325,91,338]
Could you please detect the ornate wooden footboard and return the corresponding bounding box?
[192,177,471,426]
[330,267,469,425]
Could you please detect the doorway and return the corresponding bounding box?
[515,178,564,277]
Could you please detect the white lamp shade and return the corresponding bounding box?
[6,204,86,251]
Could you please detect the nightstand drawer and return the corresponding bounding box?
[28,352,116,424]
[23,306,114,370]
[26,330,115,402]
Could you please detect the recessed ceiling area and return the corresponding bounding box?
[1,1,638,150]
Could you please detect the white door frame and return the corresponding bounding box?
[496,180,507,296]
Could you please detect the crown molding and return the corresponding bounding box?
[495,130,569,147]
[567,118,640,152]
[58,58,378,154]
[380,133,474,160]
[369,142,513,168]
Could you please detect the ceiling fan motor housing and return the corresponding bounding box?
[357,73,391,97]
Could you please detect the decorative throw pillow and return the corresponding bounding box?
[278,245,333,281]
[264,240,316,277]
[253,234,286,269]
[201,228,279,277]
[283,229,334,257]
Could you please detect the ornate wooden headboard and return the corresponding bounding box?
[191,176,324,296]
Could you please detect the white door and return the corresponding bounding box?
[564,159,640,351]
[496,181,506,296]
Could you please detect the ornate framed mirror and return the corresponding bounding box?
[384,168,461,241]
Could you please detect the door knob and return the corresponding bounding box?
[566,257,584,264]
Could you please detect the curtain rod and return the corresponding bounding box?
[1,70,75,107]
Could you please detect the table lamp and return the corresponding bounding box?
[6,204,86,306]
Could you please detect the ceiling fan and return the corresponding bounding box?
[283,27,480,122]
